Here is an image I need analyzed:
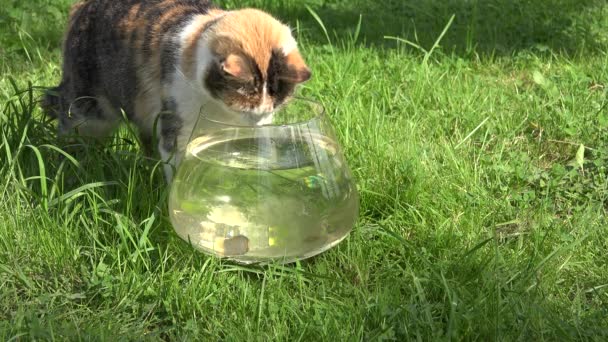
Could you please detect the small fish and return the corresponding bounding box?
[302,174,326,189]
[268,226,280,246]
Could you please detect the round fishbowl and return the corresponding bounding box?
[168,98,359,264]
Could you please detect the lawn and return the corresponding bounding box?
[1,0,608,340]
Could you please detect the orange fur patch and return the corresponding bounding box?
[284,51,311,83]
[119,3,146,55]
[209,9,295,76]
[120,3,142,34]
[222,54,254,81]
[285,51,307,70]
[150,6,194,51]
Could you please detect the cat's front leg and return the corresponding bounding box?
[158,112,184,183]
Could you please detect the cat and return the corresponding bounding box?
[42,0,311,182]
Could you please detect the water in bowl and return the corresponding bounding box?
[168,127,359,264]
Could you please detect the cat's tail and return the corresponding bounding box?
[41,86,64,119]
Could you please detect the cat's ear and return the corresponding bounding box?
[221,54,254,81]
[282,51,311,84]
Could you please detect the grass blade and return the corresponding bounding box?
[48,181,119,207]
[24,144,48,210]
[305,6,333,52]
[423,14,456,65]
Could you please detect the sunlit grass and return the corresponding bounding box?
[1,0,607,340]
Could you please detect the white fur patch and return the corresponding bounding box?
[179,15,206,46]
[257,114,274,126]
[281,37,298,56]
[281,31,298,56]
[242,83,274,116]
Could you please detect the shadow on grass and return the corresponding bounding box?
[2,0,606,57]
[243,0,607,56]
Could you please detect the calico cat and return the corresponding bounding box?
[43,0,311,181]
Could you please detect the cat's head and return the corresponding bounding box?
[204,9,311,122]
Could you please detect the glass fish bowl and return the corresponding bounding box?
[168,98,359,264]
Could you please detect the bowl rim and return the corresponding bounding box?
[198,97,326,128]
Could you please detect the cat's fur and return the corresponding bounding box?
[43,0,311,181]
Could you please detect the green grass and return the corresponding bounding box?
[2,0,608,340]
